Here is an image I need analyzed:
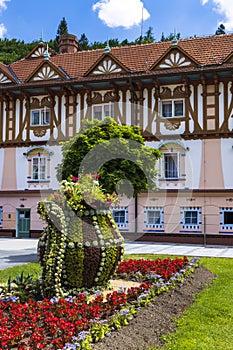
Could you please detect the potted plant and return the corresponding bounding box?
[37,174,124,298]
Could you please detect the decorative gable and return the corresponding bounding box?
[223,51,233,63]
[26,44,55,59]
[151,48,198,70]
[85,54,127,76]
[0,72,13,83]
[0,65,16,84]
[26,61,67,82]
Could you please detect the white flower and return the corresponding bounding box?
[68,242,75,249]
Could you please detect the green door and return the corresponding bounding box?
[17,209,31,238]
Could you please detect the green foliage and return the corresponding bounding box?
[160,32,181,42]
[64,246,85,288]
[90,321,111,342]
[154,257,233,350]
[0,263,41,283]
[0,38,37,64]
[136,26,155,44]
[0,271,42,302]
[0,26,159,64]
[37,175,124,297]
[78,33,90,51]
[57,17,69,36]
[57,117,161,197]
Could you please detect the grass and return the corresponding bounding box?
[154,257,233,350]
[0,255,233,350]
[0,262,41,283]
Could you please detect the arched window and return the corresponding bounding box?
[23,147,53,188]
[157,141,188,185]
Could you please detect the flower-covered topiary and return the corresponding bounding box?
[37,174,124,298]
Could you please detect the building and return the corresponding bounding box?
[1,33,233,245]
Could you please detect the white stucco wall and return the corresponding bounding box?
[221,138,233,189]
[0,148,4,189]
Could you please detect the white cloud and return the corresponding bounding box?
[0,0,10,11]
[92,0,150,29]
[201,0,233,30]
[0,23,7,38]
[0,0,9,38]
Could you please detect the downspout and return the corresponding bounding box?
[129,77,139,234]
[134,193,138,235]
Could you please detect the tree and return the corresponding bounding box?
[56,17,69,37]
[135,27,155,44]
[57,117,161,197]
[160,32,181,42]
[55,17,69,51]
[216,24,226,35]
[78,33,89,51]
[143,27,155,43]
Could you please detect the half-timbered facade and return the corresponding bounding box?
[1,33,233,244]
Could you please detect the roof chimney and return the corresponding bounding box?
[59,34,78,54]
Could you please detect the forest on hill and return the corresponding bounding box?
[0,17,225,65]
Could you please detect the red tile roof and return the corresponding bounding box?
[2,33,233,85]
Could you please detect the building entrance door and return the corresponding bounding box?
[17,209,31,238]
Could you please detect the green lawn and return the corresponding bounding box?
[153,257,233,350]
[0,262,41,283]
[0,255,232,350]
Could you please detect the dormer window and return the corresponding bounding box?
[161,99,184,118]
[31,108,50,126]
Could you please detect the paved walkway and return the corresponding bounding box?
[0,238,233,270]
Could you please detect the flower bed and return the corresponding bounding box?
[0,257,199,350]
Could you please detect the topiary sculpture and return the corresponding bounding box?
[37,174,124,298]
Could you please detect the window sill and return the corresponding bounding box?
[27,180,50,183]
[158,116,186,121]
[159,178,186,181]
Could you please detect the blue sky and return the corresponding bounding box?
[0,0,232,43]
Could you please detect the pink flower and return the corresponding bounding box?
[72,176,80,182]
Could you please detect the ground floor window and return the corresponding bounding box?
[181,207,201,230]
[112,207,128,228]
[220,208,233,229]
[145,207,163,228]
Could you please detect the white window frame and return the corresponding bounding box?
[221,208,233,230]
[30,108,50,126]
[0,207,2,227]
[32,156,47,181]
[92,103,114,120]
[160,99,184,118]
[181,207,201,229]
[145,207,163,228]
[163,152,180,180]
[112,207,128,228]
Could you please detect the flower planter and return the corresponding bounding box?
[38,201,124,298]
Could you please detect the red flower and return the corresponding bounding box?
[0,256,190,348]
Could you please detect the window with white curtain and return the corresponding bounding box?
[164,153,179,179]
[160,99,184,118]
[32,156,46,181]
[31,108,50,126]
[92,103,114,120]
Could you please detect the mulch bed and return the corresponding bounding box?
[92,264,215,350]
